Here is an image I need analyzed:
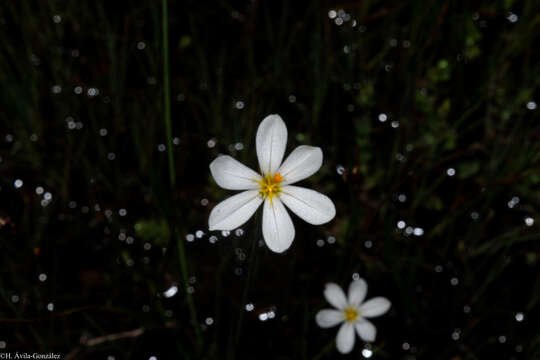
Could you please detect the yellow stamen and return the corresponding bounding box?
[256,173,284,201]
[344,307,358,322]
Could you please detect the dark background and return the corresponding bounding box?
[0,0,539,359]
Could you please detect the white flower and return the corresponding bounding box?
[208,114,336,253]
[316,279,391,354]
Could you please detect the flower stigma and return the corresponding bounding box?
[257,173,283,201]
[344,307,358,322]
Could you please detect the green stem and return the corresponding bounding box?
[312,339,335,360]
[176,228,203,351]
[162,0,202,351]
[162,0,175,186]
[228,215,261,359]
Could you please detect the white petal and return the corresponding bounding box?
[355,319,377,342]
[348,279,368,307]
[336,322,355,354]
[360,297,391,318]
[209,190,263,231]
[279,186,336,225]
[315,309,344,328]
[278,145,323,185]
[262,197,295,253]
[209,155,262,190]
[324,283,348,310]
[256,114,287,175]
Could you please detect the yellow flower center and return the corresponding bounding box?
[344,307,358,322]
[257,173,283,200]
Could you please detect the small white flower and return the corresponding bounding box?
[209,114,336,253]
[316,279,391,354]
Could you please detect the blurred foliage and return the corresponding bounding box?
[0,0,539,359]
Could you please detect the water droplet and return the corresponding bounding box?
[87,88,99,97]
[186,234,195,242]
[38,273,47,282]
[515,312,524,322]
[378,113,388,122]
[397,220,406,229]
[526,101,536,110]
[245,303,254,311]
[14,179,23,188]
[524,217,534,226]
[446,168,456,176]
[507,13,518,23]
[163,285,178,298]
[137,41,146,50]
